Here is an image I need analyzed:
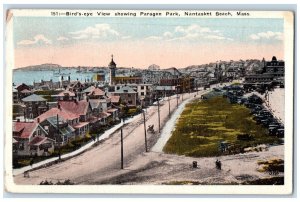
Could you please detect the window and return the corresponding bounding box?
[128,94,131,98]
[19,143,24,150]
[141,92,145,96]
[141,86,145,90]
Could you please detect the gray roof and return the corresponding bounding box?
[46,116,75,136]
[82,86,95,93]
[155,86,175,91]
[22,94,46,102]
[115,86,136,94]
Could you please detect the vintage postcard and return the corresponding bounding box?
[5,9,294,194]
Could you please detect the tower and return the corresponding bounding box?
[109,54,117,85]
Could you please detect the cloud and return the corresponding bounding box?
[250,31,283,41]
[146,24,232,42]
[57,36,69,41]
[122,36,132,39]
[17,34,52,45]
[69,24,120,40]
[145,36,162,41]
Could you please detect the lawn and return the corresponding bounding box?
[163,96,281,157]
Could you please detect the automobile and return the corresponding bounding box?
[237,134,254,141]
[276,129,284,138]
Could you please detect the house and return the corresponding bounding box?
[22,94,48,119]
[112,86,138,106]
[36,106,87,138]
[38,116,75,145]
[58,100,92,136]
[87,87,106,99]
[110,95,120,106]
[13,121,55,156]
[52,90,76,101]
[67,80,85,100]
[15,83,32,101]
[114,84,152,106]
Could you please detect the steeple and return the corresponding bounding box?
[109,54,116,68]
[108,54,116,85]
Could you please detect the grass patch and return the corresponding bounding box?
[163,96,281,157]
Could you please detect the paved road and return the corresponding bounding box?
[14,90,208,185]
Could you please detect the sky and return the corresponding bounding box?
[13,17,284,69]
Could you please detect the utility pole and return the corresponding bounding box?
[120,126,124,169]
[168,95,171,118]
[143,110,147,152]
[176,86,179,108]
[157,97,160,133]
[57,114,61,160]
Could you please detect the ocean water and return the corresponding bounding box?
[13,69,106,86]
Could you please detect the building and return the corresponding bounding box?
[109,55,117,85]
[38,116,75,145]
[244,56,284,84]
[108,55,143,85]
[112,86,138,106]
[13,121,55,156]
[160,76,195,94]
[22,94,48,119]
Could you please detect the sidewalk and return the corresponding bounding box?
[12,113,142,176]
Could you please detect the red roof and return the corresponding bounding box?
[57,90,75,97]
[13,122,38,138]
[110,95,120,103]
[99,112,111,119]
[36,107,79,122]
[88,88,105,96]
[59,100,89,116]
[73,122,89,129]
[107,108,118,113]
[29,136,48,146]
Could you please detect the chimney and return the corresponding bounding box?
[37,118,40,123]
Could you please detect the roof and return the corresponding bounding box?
[56,90,75,97]
[13,122,38,138]
[107,108,118,113]
[46,116,75,135]
[36,107,79,122]
[155,86,176,91]
[20,89,31,93]
[110,95,120,103]
[99,112,111,118]
[109,57,116,67]
[88,88,105,96]
[82,86,95,93]
[22,94,46,102]
[89,99,101,109]
[114,86,136,94]
[13,138,18,144]
[29,136,48,146]
[59,100,89,116]
[73,122,89,129]
[69,81,83,88]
